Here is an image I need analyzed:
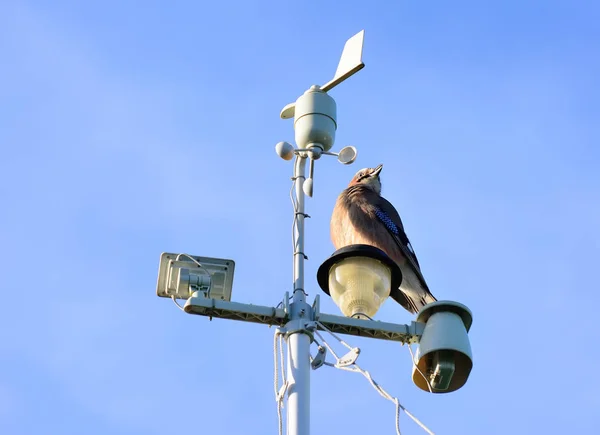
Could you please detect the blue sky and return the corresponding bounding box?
[1,1,599,433]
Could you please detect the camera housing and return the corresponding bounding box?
[412,301,473,393]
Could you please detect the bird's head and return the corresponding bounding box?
[348,164,383,194]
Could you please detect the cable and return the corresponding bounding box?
[175,253,212,277]
[316,326,435,435]
[290,155,310,289]
[171,296,185,311]
[274,331,283,435]
[290,156,299,284]
[273,330,288,435]
[316,321,354,351]
[279,335,286,387]
[407,344,434,394]
[273,331,282,435]
[351,312,374,321]
[314,330,341,360]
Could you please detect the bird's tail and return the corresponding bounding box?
[398,269,437,314]
[407,292,437,314]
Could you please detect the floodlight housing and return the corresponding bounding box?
[317,244,402,319]
[411,301,473,393]
[156,252,235,301]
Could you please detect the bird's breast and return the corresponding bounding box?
[331,196,383,248]
[330,192,406,267]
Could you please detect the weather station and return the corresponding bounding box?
[156,30,474,435]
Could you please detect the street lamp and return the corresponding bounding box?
[317,244,402,319]
[156,30,476,434]
[318,245,474,394]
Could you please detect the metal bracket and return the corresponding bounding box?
[312,294,320,319]
[409,320,426,343]
[284,291,290,316]
[283,319,317,342]
[182,296,426,344]
[311,345,327,370]
[336,348,361,367]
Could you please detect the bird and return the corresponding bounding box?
[330,164,437,314]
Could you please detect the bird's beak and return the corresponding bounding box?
[371,164,383,177]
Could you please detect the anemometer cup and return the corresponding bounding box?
[411,301,473,393]
[293,87,337,152]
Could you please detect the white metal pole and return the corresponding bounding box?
[292,155,307,301]
[286,155,311,435]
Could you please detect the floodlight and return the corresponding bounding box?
[317,245,402,319]
[411,301,473,393]
[156,252,235,301]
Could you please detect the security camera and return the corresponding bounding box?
[411,301,473,393]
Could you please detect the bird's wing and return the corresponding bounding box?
[373,196,430,291]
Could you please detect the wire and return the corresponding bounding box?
[407,344,434,394]
[316,321,354,351]
[273,330,288,435]
[289,155,310,290]
[175,253,212,277]
[315,325,435,435]
[274,331,283,435]
[351,312,374,321]
[273,331,282,435]
[171,296,185,311]
[279,334,286,386]
[314,330,340,360]
[290,155,299,284]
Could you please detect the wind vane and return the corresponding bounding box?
[276,30,365,197]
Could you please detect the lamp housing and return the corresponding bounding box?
[317,245,402,319]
